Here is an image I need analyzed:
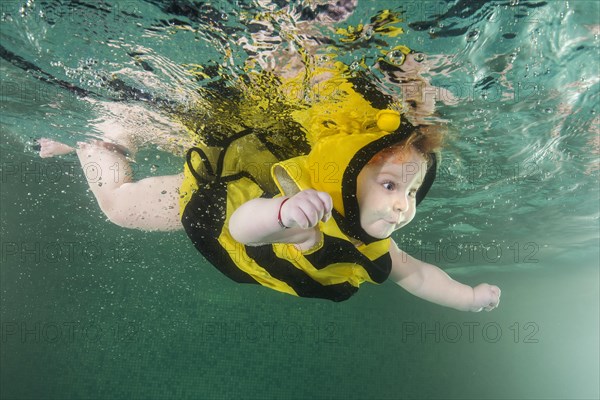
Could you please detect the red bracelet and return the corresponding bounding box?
[277,198,290,229]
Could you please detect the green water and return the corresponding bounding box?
[1,1,599,399]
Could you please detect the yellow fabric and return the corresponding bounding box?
[217,178,298,296]
[179,73,399,297]
[289,75,385,146]
[271,132,399,217]
[179,135,281,218]
[181,152,390,292]
[270,153,391,287]
[179,151,201,218]
[264,80,399,286]
[272,76,402,216]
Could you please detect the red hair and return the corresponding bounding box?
[367,125,444,165]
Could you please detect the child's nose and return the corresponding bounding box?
[393,193,409,212]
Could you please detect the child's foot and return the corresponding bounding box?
[36,138,75,158]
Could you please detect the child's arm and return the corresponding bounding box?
[389,240,501,312]
[229,189,332,250]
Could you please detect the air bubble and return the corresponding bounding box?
[385,50,406,66]
[466,30,480,42]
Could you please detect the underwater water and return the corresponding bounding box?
[1,0,598,399]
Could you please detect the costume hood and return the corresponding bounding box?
[272,112,438,244]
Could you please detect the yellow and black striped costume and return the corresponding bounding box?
[179,77,437,302]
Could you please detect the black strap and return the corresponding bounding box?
[185,147,214,184]
[185,128,258,184]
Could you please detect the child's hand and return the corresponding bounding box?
[470,283,501,312]
[280,190,333,229]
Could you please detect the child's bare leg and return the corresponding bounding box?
[37,99,192,231]
[75,141,183,231]
[37,138,75,158]
[37,138,183,231]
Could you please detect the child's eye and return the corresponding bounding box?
[382,182,396,191]
[408,188,418,198]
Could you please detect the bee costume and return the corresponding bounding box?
[179,76,438,302]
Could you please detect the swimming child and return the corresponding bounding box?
[37,2,499,309]
[37,78,501,309]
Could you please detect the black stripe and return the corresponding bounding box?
[245,246,358,302]
[182,173,383,300]
[303,234,392,284]
[182,180,258,284]
[182,179,358,301]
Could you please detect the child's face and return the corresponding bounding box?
[356,147,428,239]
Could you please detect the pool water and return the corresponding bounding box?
[1,1,598,399]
